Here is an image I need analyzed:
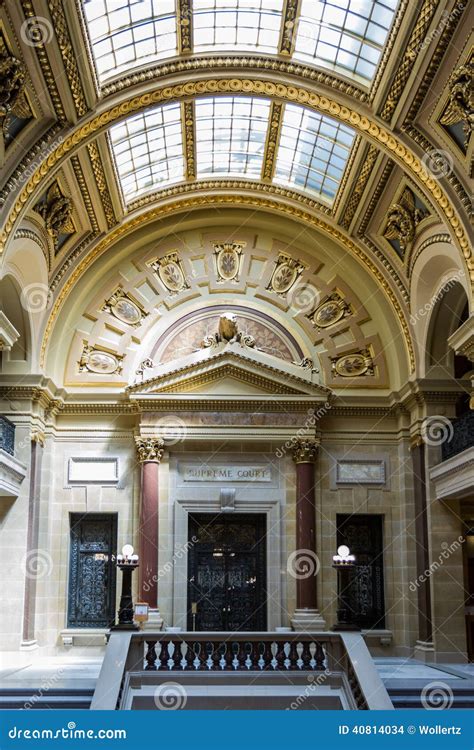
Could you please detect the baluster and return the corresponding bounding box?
[257,641,266,670]
[283,641,291,669]
[263,641,273,670]
[315,641,325,671]
[309,641,317,670]
[270,641,278,670]
[289,641,299,670]
[275,640,286,669]
[145,640,157,671]
[192,641,201,670]
[211,642,220,671]
[231,641,240,670]
[160,641,170,670]
[218,641,228,670]
[244,641,253,670]
[180,641,189,670]
[167,641,176,670]
[205,641,214,670]
[301,641,311,670]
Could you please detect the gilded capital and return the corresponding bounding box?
[135,437,164,463]
[292,439,319,464]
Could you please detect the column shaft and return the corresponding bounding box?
[295,460,317,609]
[411,439,433,644]
[139,460,159,607]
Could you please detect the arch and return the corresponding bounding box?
[0,275,31,369]
[0,76,471,285]
[40,199,415,377]
[425,281,469,378]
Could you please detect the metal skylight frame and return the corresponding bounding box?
[81,1,399,86]
[193,0,284,54]
[194,96,271,179]
[82,0,177,83]
[109,103,185,200]
[292,0,398,82]
[108,96,356,206]
[273,103,355,202]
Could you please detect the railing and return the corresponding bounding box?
[0,416,15,456]
[441,410,474,461]
[90,631,393,711]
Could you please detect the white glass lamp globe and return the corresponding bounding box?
[122,544,134,558]
[337,545,350,558]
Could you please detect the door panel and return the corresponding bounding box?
[68,513,117,628]
[337,514,385,629]
[187,513,266,631]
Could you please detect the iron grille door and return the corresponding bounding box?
[337,514,385,629]
[68,513,117,628]
[187,513,267,631]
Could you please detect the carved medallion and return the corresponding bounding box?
[79,345,123,375]
[103,289,144,326]
[267,253,305,296]
[331,349,374,378]
[213,242,245,282]
[309,292,351,328]
[150,252,189,294]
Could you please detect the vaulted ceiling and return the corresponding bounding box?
[0,0,472,389]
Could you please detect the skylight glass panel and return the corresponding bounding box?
[274,104,355,202]
[82,0,177,83]
[293,0,398,82]
[193,0,284,54]
[109,103,184,201]
[195,96,271,178]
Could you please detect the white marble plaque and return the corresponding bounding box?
[68,457,118,484]
[183,464,271,482]
[336,460,385,484]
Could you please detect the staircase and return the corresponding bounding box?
[0,684,95,710]
[386,683,474,709]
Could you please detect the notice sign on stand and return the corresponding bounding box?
[134,602,149,623]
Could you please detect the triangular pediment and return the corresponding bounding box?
[127,342,331,399]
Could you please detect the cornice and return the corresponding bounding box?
[402,123,472,218]
[39,192,416,374]
[70,154,99,233]
[100,54,369,103]
[46,0,88,117]
[379,0,439,122]
[19,1,67,123]
[404,0,469,124]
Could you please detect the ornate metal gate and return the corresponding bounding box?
[68,513,117,628]
[337,514,385,629]
[187,513,267,631]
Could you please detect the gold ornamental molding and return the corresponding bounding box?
[1,77,470,280]
[38,192,416,374]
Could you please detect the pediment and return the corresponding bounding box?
[127,343,330,399]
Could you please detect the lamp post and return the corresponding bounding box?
[111,544,140,631]
[332,545,360,632]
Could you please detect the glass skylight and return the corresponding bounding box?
[274,103,355,201]
[109,103,184,201]
[293,0,398,82]
[193,0,284,54]
[195,97,271,178]
[82,0,177,82]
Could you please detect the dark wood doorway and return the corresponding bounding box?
[67,513,117,628]
[337,514,385,629]
[187,513,267,631]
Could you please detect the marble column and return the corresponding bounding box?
[291,439,326,631]
[20,430,45,650]
[411,434,434,660]
[135,436,164,630]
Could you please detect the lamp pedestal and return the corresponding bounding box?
[111,561,140,631]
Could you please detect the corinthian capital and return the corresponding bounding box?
[292,439,320,464]
[135,437,164,463]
